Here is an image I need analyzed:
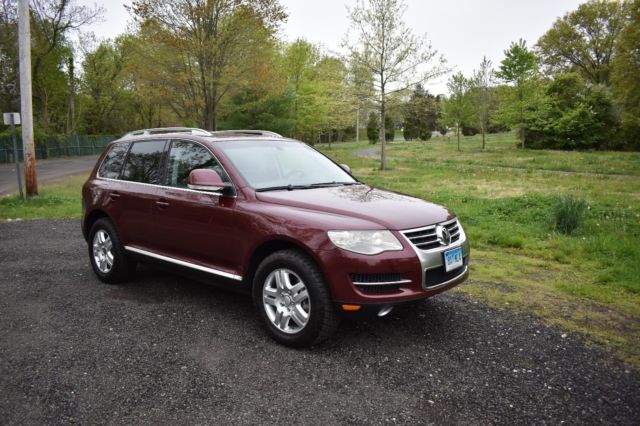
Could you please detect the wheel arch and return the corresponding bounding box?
[243,238,330,294]
[83,209,112,242]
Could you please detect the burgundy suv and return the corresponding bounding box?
[82,128,470,347]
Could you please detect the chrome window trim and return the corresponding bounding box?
[95,176,238,198]
[96,137,239,198]
[124,246,242,281]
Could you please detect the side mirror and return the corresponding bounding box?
[340,163,351,174]
[187,169,231,193]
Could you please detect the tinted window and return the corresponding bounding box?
[98,142,129,179]
[121,140,166,184]
[166,141,229,188]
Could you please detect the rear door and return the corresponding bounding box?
[115,139,167,248]
[150,139,240,277]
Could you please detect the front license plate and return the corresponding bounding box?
[443,247,463,272]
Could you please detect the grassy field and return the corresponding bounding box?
[1,132,639,366]
[322,132,640,366]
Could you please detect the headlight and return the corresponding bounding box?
[327,230,403,255]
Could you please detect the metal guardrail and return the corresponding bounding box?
[0,135,117,163]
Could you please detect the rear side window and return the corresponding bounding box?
[166,140,230,188]
[98,143,129,179]
[121,140,167,184]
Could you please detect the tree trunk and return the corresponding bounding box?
[380,100,386,170]
[457,124,461,151]
[355,106,359,143]
[380,76,386,171]
[481,127,485,150]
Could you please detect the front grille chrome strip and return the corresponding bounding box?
[352,279,412,286]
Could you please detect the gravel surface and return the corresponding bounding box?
[1,219,638,425]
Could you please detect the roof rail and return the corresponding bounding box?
[123,127,212,138]
[208,130,283,138]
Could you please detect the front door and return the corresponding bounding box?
[151,140,240,278]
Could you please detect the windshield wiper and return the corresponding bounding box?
[309,181,360,187]
[256,184,313,192]
[256,182,360,192]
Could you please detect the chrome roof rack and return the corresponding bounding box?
[123,127,212,138]
[208,129,283,138]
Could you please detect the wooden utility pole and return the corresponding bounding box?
[18,0,38,196]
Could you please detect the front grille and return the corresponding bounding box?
[402,219,461,251]
[355,284,402,294]
[424,257,468,288]
[350,273,403,283]
[350,273,410,295]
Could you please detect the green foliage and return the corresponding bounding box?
[441,72,474,148]
[403,84,437,141]
[367,112,379,143]
[384,114,395,142]
[611,0,640,150]
[494,39,538,148]
[526,73,617,150]
[551,194,587,235]
[536,0,626,85]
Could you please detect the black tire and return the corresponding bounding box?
[253,249,340,347]
[88,218,135,284]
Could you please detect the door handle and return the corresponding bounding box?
[155,199,170,208]
[109,192,121,199]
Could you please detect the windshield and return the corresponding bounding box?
[216,139,357,191]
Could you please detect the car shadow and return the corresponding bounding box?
[104,262,462,351]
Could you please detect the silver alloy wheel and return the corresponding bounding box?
[262,268,310,334]
[92,229,114,273]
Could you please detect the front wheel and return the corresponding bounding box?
[253,250,339,347]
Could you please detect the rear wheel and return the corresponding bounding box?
[253,250,339,347]
[88,218,135,283]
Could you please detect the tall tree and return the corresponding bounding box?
[402,84,438,141]
[536,0,626,86]
[345,0,445,170]
[611,0,640,150]
[441,72,473,151]
[470,56,496,149]
[346,54,374,143]
[495,39,538,148]
[129,0,286,130]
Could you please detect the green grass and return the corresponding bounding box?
[2,132,639,367]
[0,175,84,220]
[323,132,640,367]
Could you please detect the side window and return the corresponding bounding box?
[166,140,229,188]
[121,140,166,184]
[98,142,129,179]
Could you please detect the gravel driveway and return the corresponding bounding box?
[0,219,638,424]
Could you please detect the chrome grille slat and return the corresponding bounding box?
[402,219,461,251]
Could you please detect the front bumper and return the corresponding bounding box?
[318,222,470,306]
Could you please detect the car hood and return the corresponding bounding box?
[255,184,453,230]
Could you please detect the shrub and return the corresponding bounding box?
[385,114,395,142]
[552,194,587,235]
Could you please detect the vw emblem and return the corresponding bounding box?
[435,225,451,246]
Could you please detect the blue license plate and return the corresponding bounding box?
[444,247,463,272]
